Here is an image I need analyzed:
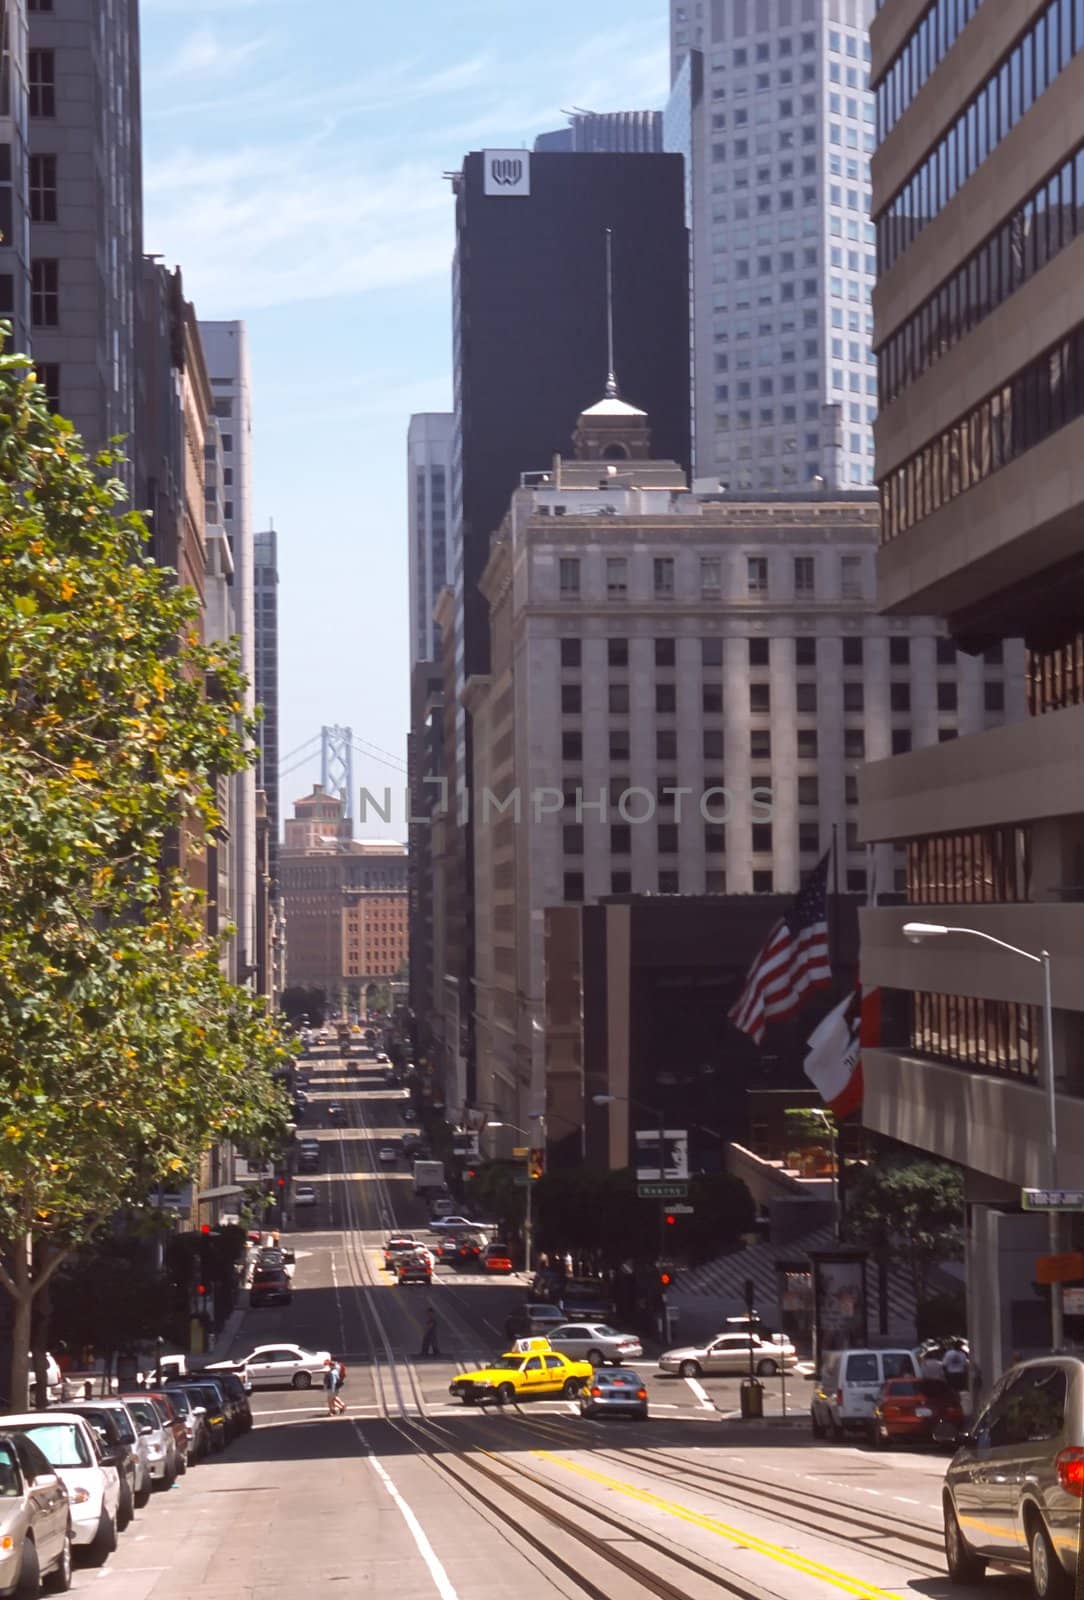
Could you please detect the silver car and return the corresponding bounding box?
[944,1354,1084,1596]
[658,1331,798,1378]
[579,1368,649,1421]
[547,1324,644,1367]
[0,1430,71,1595]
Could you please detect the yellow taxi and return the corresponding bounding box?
[449,1337,593,1406]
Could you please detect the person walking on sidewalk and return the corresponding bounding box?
[419,1307,440,1358]
[323,1357,346,1415]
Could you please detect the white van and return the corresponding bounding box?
[810,1347,919,1438]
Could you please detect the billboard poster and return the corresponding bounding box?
[634,1129,688,1181]
[811,1250,868,1361]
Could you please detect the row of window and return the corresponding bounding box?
[879,147,1084,408]
[875,0,984,140]
[877,0,1083,274]
[907,826,1031,907]
[1027,632,1084,715]
[564,865,874,901]
[562,726,875,762]
[560,677,981,719]
[563,821,855,857]
[559,774,861,810]
[881,323,1084,543]
[911,990,1039,1080]
[28,49,54,118]
[556,635,1000,669]
[556,554,864,601]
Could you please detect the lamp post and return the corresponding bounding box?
[903,921,1061,1348]
[486,1119,540,1276]
[807,1107,840,1242]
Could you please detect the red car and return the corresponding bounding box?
[484,1246,514,1274]
[869,1377,963,1448]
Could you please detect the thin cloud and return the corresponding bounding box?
[163,26,274,78]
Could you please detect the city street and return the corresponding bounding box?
[58,1053,1033,1600]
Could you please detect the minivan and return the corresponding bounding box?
[944,1354,1084,1597]
[811,1347,919,1438]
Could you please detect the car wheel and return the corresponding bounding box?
[87,1510,117,1567]
[1028,1514,1071,1599]
[293,1371,313,1390]
[756,1358,778,1377]
[586,1349,604,1368]
[678,1360,701,1379]
[562,1378,582,1398]
[14,1538,40,1598]
[867,1419,888,1450]
[176,1450,187,1476]
[829,1413,846,1441]
[495,1383,516,1405]
[134,1480,151,1509]
[117,1481,133,1529]
[810,1409,827,1440]
[44,1528,72,1594]
[943,1499,986,1585]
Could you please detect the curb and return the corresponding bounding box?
[209,1306,247,1361]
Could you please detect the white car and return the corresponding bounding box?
[226,1344,332,1390]
[658,1332,798,1378]
[377,1146,398,1165]
[1,1413,120,1562]
[0,1430,72,1595]
[428,1215,493,1233]
[293,1184,318,1207]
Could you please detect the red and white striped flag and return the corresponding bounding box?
[728,850,833,1045]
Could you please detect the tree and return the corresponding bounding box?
[683,1173,757,1264]
[844,1156,964,1303]
[0,346,290,1407]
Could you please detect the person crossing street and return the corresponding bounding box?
[419,1306,440,1358]
[324,1356,347,1415]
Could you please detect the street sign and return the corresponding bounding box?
[1022,1188,1084,1211]
[666,1203,694,1214]
[637,1181,689,1199]
[512,1146,529,1157]
[1065,1287,1084,1315]
[1036,1252,1084,1284]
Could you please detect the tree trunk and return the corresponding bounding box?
[8,1235,32,1413]
[31,1249,53,1411]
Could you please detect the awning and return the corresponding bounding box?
[195,1185,245,1204]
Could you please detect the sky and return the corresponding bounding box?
[139,0,671,840]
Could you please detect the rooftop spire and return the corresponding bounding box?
[604,227,618,399]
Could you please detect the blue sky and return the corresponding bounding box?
[140,0,670,838]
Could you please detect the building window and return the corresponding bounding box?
[563,824,584,855]
[702,637,723,666]
[30,258,58,326]
[840,554,862,596]
[609,729,631,761]
[911,991,1038,1080]
[892,728,912,754]
[560,638,581,668]
[843,682,864,712]
[223,500,234,520]
[658,824,679,854]
[750,683,770,713]
[753,870,774,893]
[611,870,631,893]
[842,636,863,667]
[658,870,680,893]
[701,556,722,597]
[655,638,676,668]
[654,557,675,596]
[889,635,910,666]
[890,682,911,712]
[798,821,819,853]
[606,556,628,596]
[796,682,817,713]
[28,50,55,118]
[29,154,56,223]
[562,732,582,761]
[846,869,867,893]
[749,637,770,667]
[563,872,584,903]
[705,825,726,854]
[845,774,859,806]
[936,638,956,666]
[703,729,724,759]
[561,684,581,715]
[797,729,818,758]
[37,362,59,413]
[221,433,233,453]
[611,824,631,855]
[793,555,815,593]
[609,682,630,714]
[656,683,676,714]
[797,775,818,806]
[656,730,677,760]
[795,636,816,667]
[844,729,865,759]
[608,638,628,667]
[752,823,773,853]
[747,556,768,593]
[985,680,1006,713]
[702,683,723,713]
[1028,632,1084,714]
[908,825,1030,905]
[750,729,771,759]
[559,558,581,597]
[937,681,958,712]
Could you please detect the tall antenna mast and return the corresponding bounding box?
[604,227,618,399]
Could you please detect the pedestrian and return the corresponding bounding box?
[920,1346,945,1382]
[323,1357,346,1415]
[419,1306,440,1358]
[942,1340,969,1395]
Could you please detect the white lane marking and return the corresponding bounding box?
[356,1424,459,1600]
[684,1376,716,1409]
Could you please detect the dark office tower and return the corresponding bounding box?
[443,147,689,1099]
[253,527,280,891]
[28,0,142,460]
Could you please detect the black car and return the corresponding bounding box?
[167,1381,227,1452]
[200,1371,251,1436]
[560,1280,615,1321]
[327,1103,346,1126]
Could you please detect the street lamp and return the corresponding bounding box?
[903,921,1061,1346]
[486,1120,540,1276]
[805,1107,840,1241]
[591,1093,666,1181]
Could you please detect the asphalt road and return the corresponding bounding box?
[66,1049,1034,1600]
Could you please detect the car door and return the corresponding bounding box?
[552,1325,589,1360]
[705,1336,751,1375]
[248,1348,291,1387]
[952,1372,1024,1557]
[544,1355,570,1393]
[1002,1364,1069,1563]
[520,1355,546,1396]
[11,1436,64,1568]
[842,1351,883,1424]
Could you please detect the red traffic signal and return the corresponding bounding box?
[200,1223,210,1235]
[277,1177,285,1189]
[659,1270,673,1287]
[664,1213,677,1227]
[197,1283,206,1296]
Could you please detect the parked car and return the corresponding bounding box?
[810,1348,920,1439]
[484,1245,514,1274]
[327,1102,345,1125]
[504,1305,568,1342]
[0,1429,72,1595]
[118,1395,179,1488]
[250,1264,292,1308]
[157,1385,206,1464]
[547,1324,644,1367]
[293,1184,318,1208]
[579,1368,649,1421]
[164,1382,226,1454]
[193,1376,244,1442]
[659,1331,798,1379]
[869,1377,963,1449]
[221,1344,331,1391]
[56,1400,140,1525]
[0,1413,120,1564]
[428,1215,493,1234]
[26,1354,64,1407]
[943,1354,1084,1594]
[558,1280,614,1321]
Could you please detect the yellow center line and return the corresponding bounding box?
[530,1450,904,1600]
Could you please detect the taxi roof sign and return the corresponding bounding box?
[513,1336,552,1353]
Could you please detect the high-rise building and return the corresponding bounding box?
[254,527,280,889]
[28,0,143,459]
[407,658,443,1064]
[446,146,690,1099]
[407,413,453,668]
[199,321,256,986]
[534,110,664,153]
[469,393,1023,1123]
[0,1,31,356]
[859,0,1084,1390]
[667,1,877,491]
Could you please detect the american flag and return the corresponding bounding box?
[728,850,833,1045]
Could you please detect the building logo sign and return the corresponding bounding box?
[484,150,530,197]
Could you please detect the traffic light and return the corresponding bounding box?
[659,1268,673,1288]
[664,1213,677,1228]
[529,1148,546,1181]
[200,1223,210,1235]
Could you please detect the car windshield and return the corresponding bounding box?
[592,1326,617,1337]
[601,1371,641,1386]
[0,1441,19,1495]
[125,1400,159,1431]
[488,1358,525,1372]
[78,1409,124,1442]
[166,1391,192,1416]
[20,1423,91,1468]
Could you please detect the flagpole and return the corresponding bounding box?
[830,822,845,1234]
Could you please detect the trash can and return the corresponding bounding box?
[740,1378,764,1419]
